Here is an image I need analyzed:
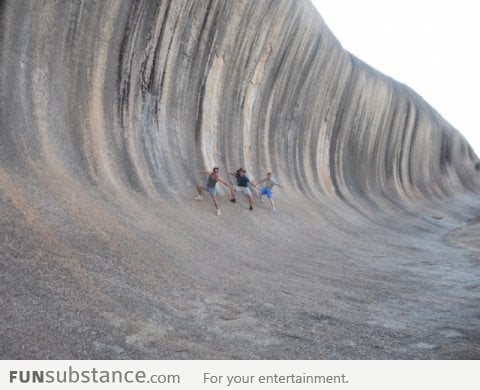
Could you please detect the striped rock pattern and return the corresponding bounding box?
[1,0,479,358]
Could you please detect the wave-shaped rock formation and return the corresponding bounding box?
[1,0,479,359]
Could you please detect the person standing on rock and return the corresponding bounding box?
[195,167,231,216]
[255,172,284,212]
[228,167,257,210]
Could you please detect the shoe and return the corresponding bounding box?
[216,209,221,216]
[194,195,203,201]
[249,206,253,211]
[271,208,276,212]
[230,198,236,203]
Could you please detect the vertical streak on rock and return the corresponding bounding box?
[86,0,124,191]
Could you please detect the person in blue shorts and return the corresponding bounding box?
[195,167,231,215]
[255,172,284,211]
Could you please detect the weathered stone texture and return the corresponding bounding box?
[0,0,479,359]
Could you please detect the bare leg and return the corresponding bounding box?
[195,185,205,201]
[269,197,275,210]
[230,187,236,202]
[212,196,221,215]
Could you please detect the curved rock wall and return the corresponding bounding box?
[1,0,479,359]
[2,0,477,199]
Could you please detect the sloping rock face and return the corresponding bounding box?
[1,0,479,359]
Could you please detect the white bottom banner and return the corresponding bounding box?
[1,360,478,389]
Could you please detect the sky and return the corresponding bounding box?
[311,0,480,156]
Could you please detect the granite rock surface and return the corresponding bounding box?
[1,0,479,359]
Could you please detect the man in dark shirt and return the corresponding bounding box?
[228,167,257,210]
[195,167,231,215]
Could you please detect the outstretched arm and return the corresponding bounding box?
[197,169,209,175]
[217,178,231,188]
[272,178,283,189]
